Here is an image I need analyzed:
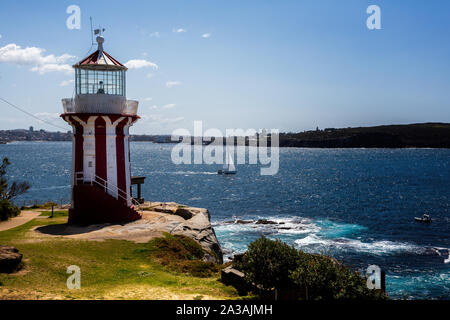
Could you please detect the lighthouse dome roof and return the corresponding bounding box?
[73,36,127,71]
[74,50,126,70]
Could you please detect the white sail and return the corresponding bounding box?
[227,149,236,172]
[224,147,236,173]
[219,147,237,174]
[222,159,228,170]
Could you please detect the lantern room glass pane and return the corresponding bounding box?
[76,68,125,96]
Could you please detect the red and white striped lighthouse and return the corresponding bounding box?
[61,35,141,224]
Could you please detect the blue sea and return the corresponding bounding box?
[1,141,449,299]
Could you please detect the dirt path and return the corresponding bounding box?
[0,210,42,232]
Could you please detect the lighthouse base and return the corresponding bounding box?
[69,185,141,225]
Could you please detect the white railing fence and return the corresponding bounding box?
[74,172,142,211]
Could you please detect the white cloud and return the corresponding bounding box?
[173,28,187,33]
[32,64,73,75]
[0,43,75,75]
[165,80,181,88]
[162,103,176,109]
[148,103,176,110]
[34,112,61,121]
[125,59,158,70]
[141,114,184,124]
[150,32,160,38]
[201,33,211,38]
[60,79,75,87]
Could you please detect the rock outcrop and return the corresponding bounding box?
[35,202,223,264]
[140,202,223,263]
[0,245,23,273]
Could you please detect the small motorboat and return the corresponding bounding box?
[218,169,236,175]
[444,251,450,264]
[414,214,432,223]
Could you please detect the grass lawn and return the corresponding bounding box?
[0,212,240,300]
[39,210,69,218]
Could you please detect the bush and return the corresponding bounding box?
[290,253,386,300]
[0,199,20,221]
[0,157,30,202]
[179,260,220,278]
[152,233,205,261]
[234,236,301,290]
[150,233,220,278]
[235,236,387,300]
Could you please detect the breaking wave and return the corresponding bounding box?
[294,234,420,255]
[150,171,217,175]
[214,216,431,259]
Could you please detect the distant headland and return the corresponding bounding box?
[278,122,450,148]
[1,122,449,148]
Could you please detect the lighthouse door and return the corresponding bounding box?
[84,155,95,180]
[83,125,96,182]
[84,154,96,181]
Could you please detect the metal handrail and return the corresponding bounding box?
[74,172,142,211]
[80,172,128,200]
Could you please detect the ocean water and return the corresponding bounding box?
[1,141,449,299]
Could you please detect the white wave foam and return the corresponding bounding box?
[172,171,217,175]
[295,234,419,255]
[149,171,217,175]
[213,216,321,235]
[215,216,424,257]
[36,185,70,191]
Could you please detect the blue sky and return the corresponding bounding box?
[0,0,449,134]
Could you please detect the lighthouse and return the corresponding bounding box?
[61,34,141,224]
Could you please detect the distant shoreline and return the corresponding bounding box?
[1,122,449,148]
[2,140,450,149]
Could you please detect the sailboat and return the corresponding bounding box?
[218,147,236,175]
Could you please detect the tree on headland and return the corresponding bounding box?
[233,236,388,300]
[0,157,30,221]
[0,157,30,201]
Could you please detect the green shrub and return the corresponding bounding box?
[149,233,220,278]
[234,236,301,290]
[0,199,20,221]
[0,157,30,202]
[235,236,387,300]
[290,252,386,300]
[180,260,220,278]
[152,233,205,261]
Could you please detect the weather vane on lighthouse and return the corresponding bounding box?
[94,26,105,36]
[61,31,141,224]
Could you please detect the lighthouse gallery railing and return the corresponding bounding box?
[62,96,138,116]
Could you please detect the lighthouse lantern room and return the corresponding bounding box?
[61,34,141,224]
